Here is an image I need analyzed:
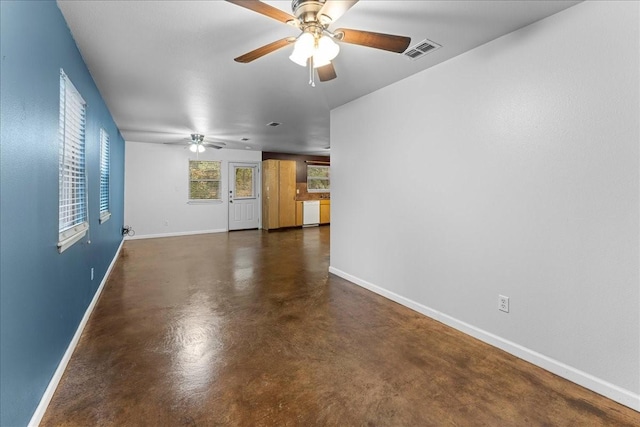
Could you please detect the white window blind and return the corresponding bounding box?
[99,128,111,223]
[58,69,88,252]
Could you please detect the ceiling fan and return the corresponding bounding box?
[164,133,226,153]
[226,0,412,86]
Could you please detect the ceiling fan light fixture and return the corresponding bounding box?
[317,35,339,60]
[312,53,331,68]
[289,49,309,67]
[189,144,205,153]
[294,32,315,56]
[291,33,338,68]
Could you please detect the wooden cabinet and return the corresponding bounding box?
[262,159,297,230]
[262,160,279,230]
[278,160,296,227]
[320,200,330,224]
[295,201,303,226]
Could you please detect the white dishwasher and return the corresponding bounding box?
[303,200,320,226]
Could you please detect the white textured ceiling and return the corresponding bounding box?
[57,0,580,154]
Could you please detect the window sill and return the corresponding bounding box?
[58,222,89,253]
[99,212,111,224]
[187,199,223,205]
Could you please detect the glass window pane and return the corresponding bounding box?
[307,165,330,192]
[189,181,220,200]
[307,165,329,178]
[189,161,220,180]
[235,167,254,198]
[308,178,330,191]
[189,160,221,201]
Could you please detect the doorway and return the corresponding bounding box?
[228,162,260,230]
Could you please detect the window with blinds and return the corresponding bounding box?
[58,69,88,253]
[189,160,221,201]
[99,128,111,223]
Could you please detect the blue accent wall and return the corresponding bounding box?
[0,2,125,425]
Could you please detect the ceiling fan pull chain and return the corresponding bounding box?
[309,56,315,87]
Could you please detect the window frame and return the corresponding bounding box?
[99,127,111,224]
[307,164,330,193]
[188,160,222,203]
[58,69,88,253]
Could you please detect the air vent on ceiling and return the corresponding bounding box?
[404,39,441,60]
[266,122,281,127]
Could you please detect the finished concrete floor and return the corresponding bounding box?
[41,227,639,426]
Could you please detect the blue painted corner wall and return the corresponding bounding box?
[0,2,125,425]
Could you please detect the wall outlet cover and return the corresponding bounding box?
[499,295,509,313]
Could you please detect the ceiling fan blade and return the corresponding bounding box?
[317,0,359,25]
[335,28,411,53]
[226,0,297,25]
[317,62,337,82]
[234,37,295,63]
[203,143,224,149]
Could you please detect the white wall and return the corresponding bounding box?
[125,142,262,238]
[330,1,639,410]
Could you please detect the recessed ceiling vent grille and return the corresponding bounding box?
[404,39,441,60]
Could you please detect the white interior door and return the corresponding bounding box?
[228,162,260,231]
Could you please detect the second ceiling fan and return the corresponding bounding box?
[226,0,411,86]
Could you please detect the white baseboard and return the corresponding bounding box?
[125,228,227,240]
[28,239,125,427]
[328,266,640,412]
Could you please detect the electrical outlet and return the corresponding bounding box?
[499,295,509,313]
[91,268,94,281]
